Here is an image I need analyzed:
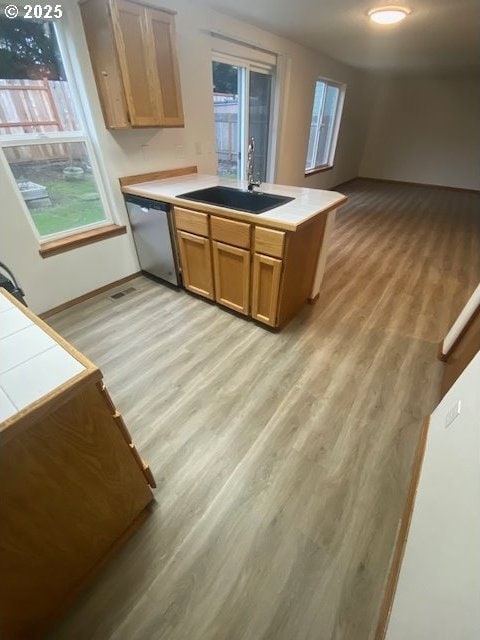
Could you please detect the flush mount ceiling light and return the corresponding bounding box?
[368,6,411,24]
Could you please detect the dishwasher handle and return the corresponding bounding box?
[125,194,171,213]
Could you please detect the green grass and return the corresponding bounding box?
[29,175,106,236]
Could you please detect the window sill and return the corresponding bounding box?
[39,224,127,258]
[304,165,334,177]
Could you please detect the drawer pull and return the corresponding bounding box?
[113,412,132,444]
[96,381,117,414]
[142,461,157,489]
[129,444,156,488]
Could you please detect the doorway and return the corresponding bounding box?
[212,55,274,182]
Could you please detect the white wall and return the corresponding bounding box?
[359,72,480,190]
[0,0,369,314]
[385,350,480,640]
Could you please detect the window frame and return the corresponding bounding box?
[0,15,116,243]
[304,77,346,176]
[212,50,277,183]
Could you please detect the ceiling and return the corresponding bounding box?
[200,0,480,72]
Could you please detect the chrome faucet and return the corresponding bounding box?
[247,137,261,192]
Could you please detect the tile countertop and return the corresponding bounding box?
[121,173,347,231]
[0,292,87,425]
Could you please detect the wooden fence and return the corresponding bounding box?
[214,112,238,162]
[213,98,268,169]
[0,79,79,163]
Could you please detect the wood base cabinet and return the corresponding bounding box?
[176,230,214,300]
[173,204,331,329]
[212,241,250,315]
[0,291,154,640]
[251,253,283,327]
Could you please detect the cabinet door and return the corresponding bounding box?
[110,0,160,126]
[251,253,282,327]
[177,231,214,300]
[145,7,184,127]
[80,0,130,129]
[212,241,250,315]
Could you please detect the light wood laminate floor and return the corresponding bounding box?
[49,180,480,640]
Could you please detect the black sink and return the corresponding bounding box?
[177,186,294,214]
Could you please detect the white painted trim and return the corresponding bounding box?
[0,10,118,241]
[328,84,347,167]
[210,31,276,66]
[265,59,280,184]
[0,144,110,244]
[442,283,480,355]
[54,18,116,226]
[241,64,248,181]
[305,78,347,172]
[0,148,43,243]
[271,54,291,184]
[0,132,86,146]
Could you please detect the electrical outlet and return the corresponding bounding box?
[445,400,461,428]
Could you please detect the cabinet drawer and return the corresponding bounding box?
[254,227,285,258]
[211,216,251,249]
[174,207,209,237]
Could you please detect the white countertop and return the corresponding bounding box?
[0,293,86,424]
[122,173,347,231]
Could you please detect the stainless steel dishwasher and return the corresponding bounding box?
[125,195,180,286]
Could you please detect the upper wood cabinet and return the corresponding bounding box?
[80,0,184,129]
[146,5,184,126]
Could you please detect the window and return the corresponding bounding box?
[212,48,275,182]
[0,14,112,240]
[305,78,345,174]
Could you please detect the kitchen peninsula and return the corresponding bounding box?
[121,168,347,327]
